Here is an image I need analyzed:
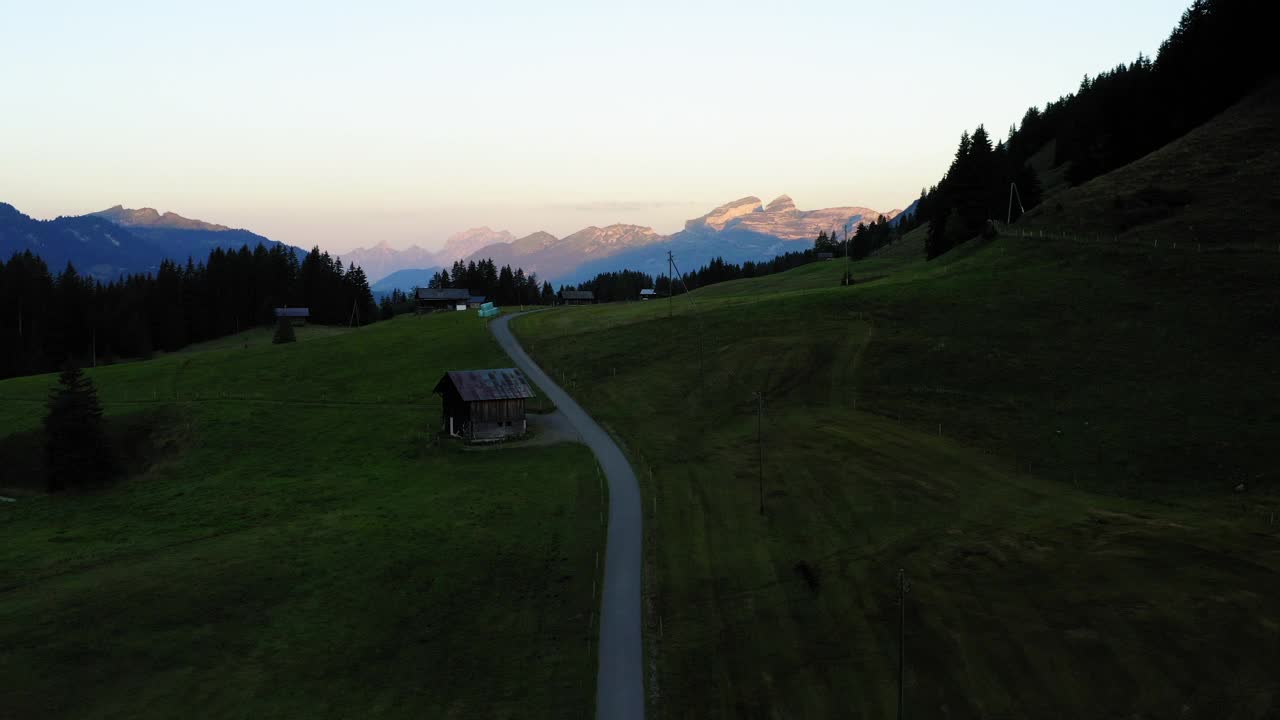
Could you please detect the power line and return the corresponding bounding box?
[667,250,675,320]
[754,390,765,514]
[1006,182,1026,225]
[898,568,911,720]
[666,251,708,390]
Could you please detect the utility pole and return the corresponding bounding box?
[667,250,675,320]
[844,222,852,284]
[754,391,765,514]
[898,568,909,720]
[1007,182,1025,225]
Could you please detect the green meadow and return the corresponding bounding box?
[512,91,1280,717]
[0,312,600,719]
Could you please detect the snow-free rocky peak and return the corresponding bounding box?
[92,205,231,232]
[684,196,764,232]
[765,195,797,213]
[438,227,516,261]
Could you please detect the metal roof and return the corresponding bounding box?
[562,290,595,300]
[468,295,486,304]
[639,289,657,296]
[417,288,471,301]
[274,307,310,317]
[433,368,535,402]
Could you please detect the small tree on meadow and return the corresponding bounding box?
[273,316,297,344]
[44,364,114,492]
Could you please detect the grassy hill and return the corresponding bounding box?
[0,312,600,719]
[1021,78,1280,248]
[511,85,1280,718]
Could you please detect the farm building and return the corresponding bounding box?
[274,307,310,325]
[562,290,595,305]
[467,295,487,309]
[416,288,471,312]
[639,288,657,300]
[433,368,534,443]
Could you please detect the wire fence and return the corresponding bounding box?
[1000,224,1280,255]
[0,391,435,410]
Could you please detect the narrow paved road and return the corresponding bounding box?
[490,312,645,720]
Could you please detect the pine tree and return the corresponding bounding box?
[272,316,297,344]
[44,364,114,491]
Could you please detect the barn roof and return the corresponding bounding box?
[639,288,657,296]
[274,307,310,317]
[417,288,471,301]
[433,368,535,402]
[562,290,595,300]
[468,295,486,304]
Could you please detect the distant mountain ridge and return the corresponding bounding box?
[364,195,903,289]
[4,196,905,289]
[0,203,304,280]
[700,194,896,241]
[343,227,513,285]
[92,205,231,232]
[370,266,443,296]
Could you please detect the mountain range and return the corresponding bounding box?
[347,226,517,286]
[2,195,902,288]
[0,203,303,280]
[355,195,902,289]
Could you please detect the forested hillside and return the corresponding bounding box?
[907,0,1278,259]
[0,245,374,379]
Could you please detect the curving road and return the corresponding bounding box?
[490,312,645,720]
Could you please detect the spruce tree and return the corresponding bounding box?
[44,364,114,491]
[272,316,297,344]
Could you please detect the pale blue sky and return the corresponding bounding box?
[1,0,1189,252]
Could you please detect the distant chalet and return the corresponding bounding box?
[274,307,310,325]
[639,288,657,300]
[433,368,534,443]
[561,290,595,305]
[416,288,470,312]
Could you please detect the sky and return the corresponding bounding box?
[1,0,1191,253]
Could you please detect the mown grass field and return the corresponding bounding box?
[512,89,1280,718]
[515,249,1280,718]
[175,322,357,354]
[0,311,600,719]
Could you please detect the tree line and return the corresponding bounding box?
[916,123,1043,259]
[565,249,825,301]
[563,269,654,303]
[910,0,1275,259]
[425,258,556,306]
[1,244,375,380]
[813,215,903,261]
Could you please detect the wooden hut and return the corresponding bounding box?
[433,368,534,443]
[416,288,471,312]
[562,290,595,305]
[639,288,657,301]
[273,307,310,326]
